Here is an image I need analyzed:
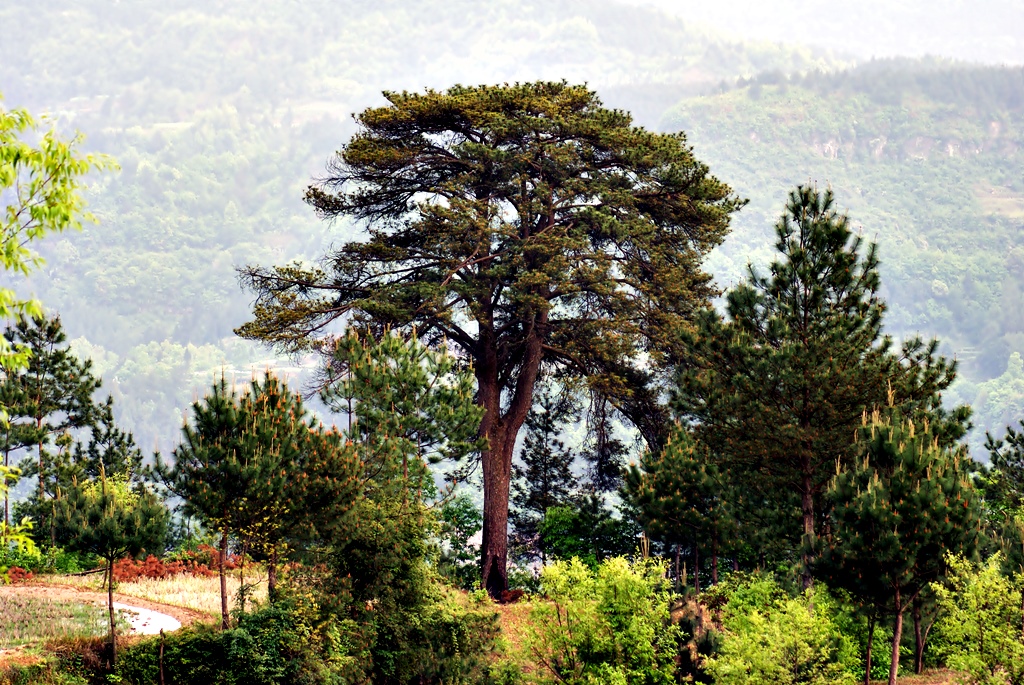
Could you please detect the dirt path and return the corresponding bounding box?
[0,582,210,629]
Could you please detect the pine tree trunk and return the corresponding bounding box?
[108,557,116,665]
[268,544,278,602]
[913,597,924,674]
[4,446,10,530]
[477,329,542,599]
[800,466,814,591]
[694,543,701,595]
[238,540,247,614]
[864,614,875,685]
[219,528,229,630]
[711,532,719,585]
[889,588,903,685]
[480,421,512,598]
[674,545,681,592]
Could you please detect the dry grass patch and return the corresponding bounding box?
[37,571,267,616]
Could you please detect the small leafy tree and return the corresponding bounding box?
[705,576,858,685]
[0,464,35,555]
[55,469,168,664]
[0,96,112,374]
[985,421,1024,575]
[529,556,679,684]
[932,553,1024,685]
[437,493,482,590]
[538,497,637,570]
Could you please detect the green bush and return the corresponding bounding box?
[0,545,96,575]
[115,596,357,685]
[932,553,1024,685]
[528,556,679,684]
[704,575,858,685]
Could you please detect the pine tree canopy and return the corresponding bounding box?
[236,81,742,595]
[673,186,970,583]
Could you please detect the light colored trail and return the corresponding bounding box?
[113,602,182,634]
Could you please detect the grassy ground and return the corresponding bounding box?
[0,595,121,649]
[40,571,267,616]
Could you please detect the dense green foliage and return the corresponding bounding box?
[6,3,1024,682]
[932,554,1024,685]
[704,575,859,685]
[817,409,981,683]
[624,426,734,591]
[237,80,743,595]
[672,187,967,589]
[54,470,168,662]
[158,372,362,626]
[529,557,680,684]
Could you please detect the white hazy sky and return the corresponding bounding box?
[620,0,1024,65]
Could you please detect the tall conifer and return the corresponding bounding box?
[1,315,102,539]
[237,82,741,595]
[674,186,968,586]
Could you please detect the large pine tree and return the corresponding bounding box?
[674,186,968,587]
[236,82,741,595]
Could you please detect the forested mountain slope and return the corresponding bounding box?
[662,59,1024,451]
[0,0,837,452]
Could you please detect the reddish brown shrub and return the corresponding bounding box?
[4,566,33,584]
[499,589,524,604]
[110,547,240,582]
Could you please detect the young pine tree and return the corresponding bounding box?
[318,331,488,682]
[55,469,167,665]
[624,426,735,592]
[509,387,578,564]
[158,373,361,627]
[1,315,103,540]
[816,409,981,685]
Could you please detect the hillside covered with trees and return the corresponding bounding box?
[0,0,840,453]
[664,58,1024,451]
[3,2,1024,684]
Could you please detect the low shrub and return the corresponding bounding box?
[115,596,354,685]
[703,574,859,685]
[528,556,679,684]
[0,566,33,583]
[110,545,242,582]
[0,546,96,575]
[932,553,1024,685]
